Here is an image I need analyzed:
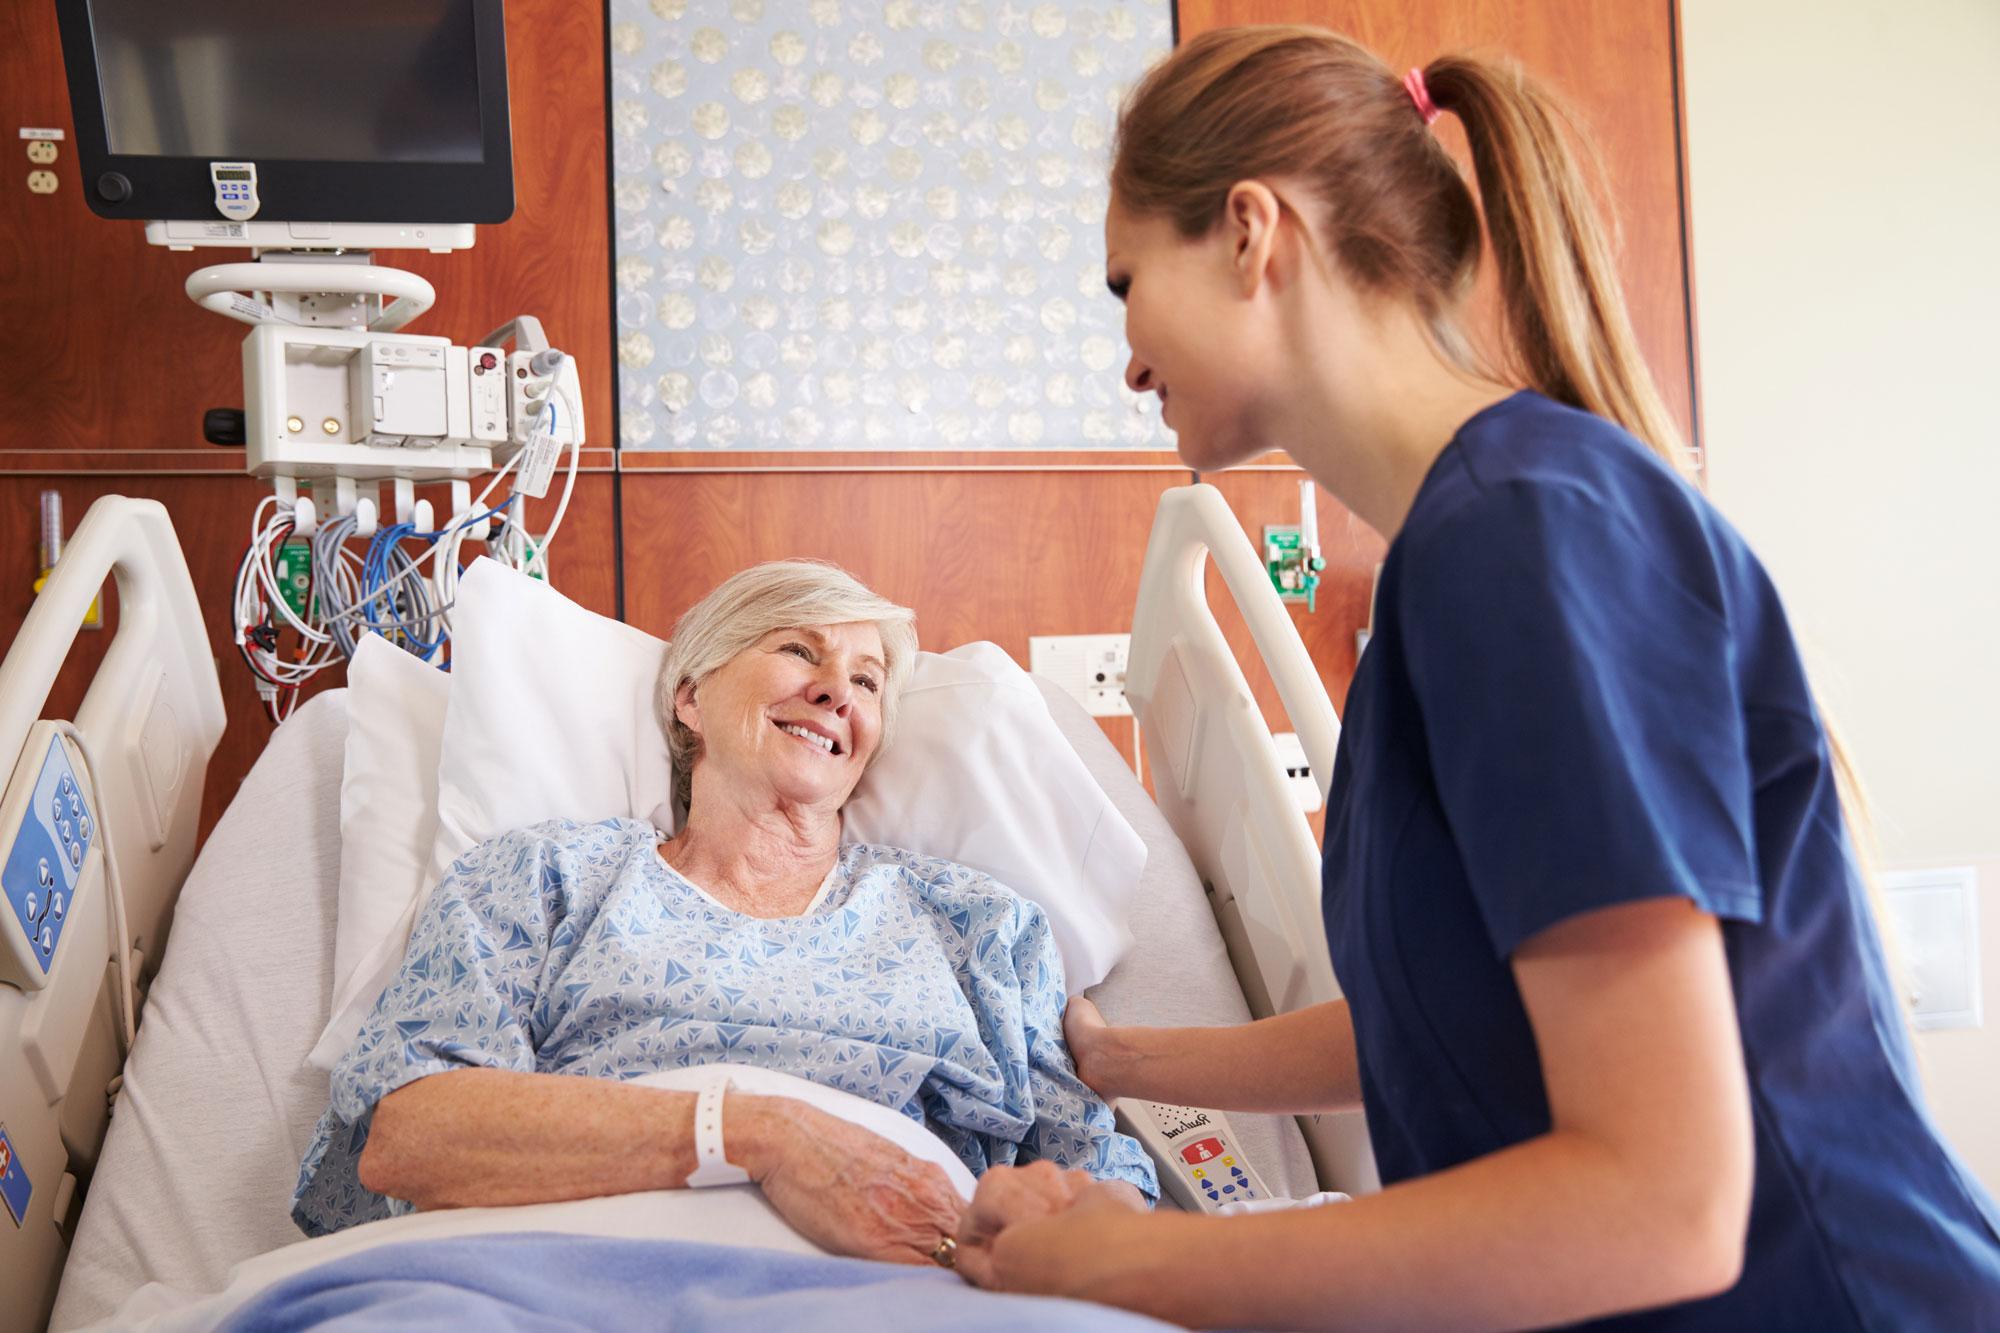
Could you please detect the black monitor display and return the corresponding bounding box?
[56,0,513,223]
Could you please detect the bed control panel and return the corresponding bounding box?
[1,730,95,989]
[0,1124,29,1227]
[1115,1099,1272,1214]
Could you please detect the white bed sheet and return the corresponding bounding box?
[52,682,1318,1328]
[52,691,350,1330]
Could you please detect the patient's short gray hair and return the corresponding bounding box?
[656,560,918,809]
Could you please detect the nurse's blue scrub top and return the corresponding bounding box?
[1322,391,2000,1329]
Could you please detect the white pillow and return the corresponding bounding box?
[313,559,1148,1068]
[308,637,451,1070]
[840,641,1145,989]
[311,562,674,1070]
[423,560,678,888]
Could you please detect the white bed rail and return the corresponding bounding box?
[0,498,224,961]
[1126,484,1380,1195]
[0,497,224,1332]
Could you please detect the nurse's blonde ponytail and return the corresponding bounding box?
[1421,55,1687,468]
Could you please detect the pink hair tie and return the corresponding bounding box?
[1403,66,1441,126]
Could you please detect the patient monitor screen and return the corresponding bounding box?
[86,0,485,163]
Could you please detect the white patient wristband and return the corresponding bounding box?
[687,1076,750,1188]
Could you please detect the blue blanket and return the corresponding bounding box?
[216,1233,1178,1331]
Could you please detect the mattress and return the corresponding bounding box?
[52,683,1318,1327]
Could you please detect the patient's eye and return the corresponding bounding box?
[854,675,880,693]
[780,641,815,662]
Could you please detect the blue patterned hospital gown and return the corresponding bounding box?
[293,818,1156,1236]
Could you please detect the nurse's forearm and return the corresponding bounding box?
[358,1068,786,1209]
[1093,1001,1361,1114]
[1099,1128,1741,1330]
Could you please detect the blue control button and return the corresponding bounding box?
[39,925,53,954]
[78,816,90,839]
[37,858,52,887]
[67,842,81,869]
[1222,1185,1235,1194]
[58,818,71,842]
[25,892,38,920]
[49,893,62,921]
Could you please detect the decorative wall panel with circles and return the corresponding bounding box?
[608,0,1175,450]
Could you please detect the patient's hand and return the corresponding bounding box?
[736,1096,962,1266]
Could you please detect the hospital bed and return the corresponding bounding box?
[1,487,1374,1331]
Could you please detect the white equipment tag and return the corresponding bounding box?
[516,432,561,499]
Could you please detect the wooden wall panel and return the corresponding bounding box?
[618,471,1189,764]
[1177,0,1696,451]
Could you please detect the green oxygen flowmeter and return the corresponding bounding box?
[1264,479,1326,612]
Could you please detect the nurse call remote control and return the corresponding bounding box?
[1115,1100,1271,1213]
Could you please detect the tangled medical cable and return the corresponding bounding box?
[229,399,574,721]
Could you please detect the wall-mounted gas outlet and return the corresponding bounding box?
[1028,633,1131,717]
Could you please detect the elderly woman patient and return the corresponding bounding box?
[291,561,1157,1261]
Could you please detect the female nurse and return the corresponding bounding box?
[952,25,2000,1330]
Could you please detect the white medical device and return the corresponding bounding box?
[209,161,259,221]
[0,498,225,1332]
[1115,1100,1273,1214]
[57,0,585,718]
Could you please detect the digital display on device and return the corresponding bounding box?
[87,0,483,163]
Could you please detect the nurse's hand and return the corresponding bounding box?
[954,1161,1092,1272]
[733,1095,963,1266]
[955,1176,1159,1297]
[1062,995,1123,1098]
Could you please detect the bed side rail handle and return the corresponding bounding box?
[0,496,226,952]
[1128,485,1340,802]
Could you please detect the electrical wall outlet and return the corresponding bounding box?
[27,170,57,195]
[1881,867,1982,1030]
[26,141,58,165]
[1272,731,1321,813]
[1028,633,1131,717]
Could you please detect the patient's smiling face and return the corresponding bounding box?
[676,622,887,813]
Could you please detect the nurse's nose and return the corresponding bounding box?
[1124,354,1155,395]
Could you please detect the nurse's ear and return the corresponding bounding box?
[1222,179,1287,299]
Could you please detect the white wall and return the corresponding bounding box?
[1681,0,2000,1191]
